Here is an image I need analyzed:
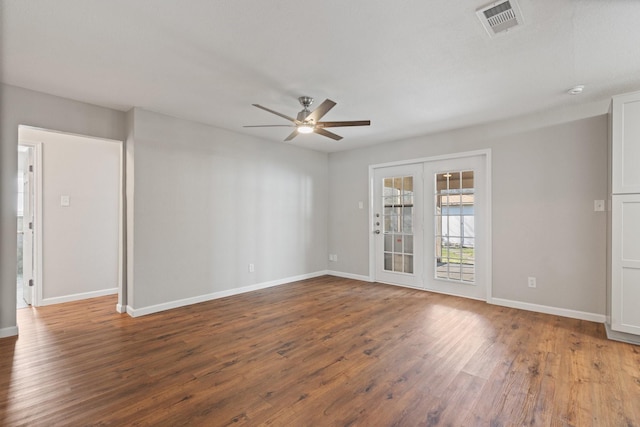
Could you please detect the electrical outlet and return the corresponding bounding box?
[248,263,255,273]
[329,254,338,262]
[528,277,536,288]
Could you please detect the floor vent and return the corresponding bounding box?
[476,0,524,37]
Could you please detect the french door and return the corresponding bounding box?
[372,153,489,300]
[423,155,487,300]
[373,164,424,288]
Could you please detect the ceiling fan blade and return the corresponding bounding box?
[284,129,299,141]
[316,120,371,128]
[304,99,337,123]
[314,127,343,141]
[252,104,298,123]
[243,125,295,128]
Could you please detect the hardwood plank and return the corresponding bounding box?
[1,276,638,426]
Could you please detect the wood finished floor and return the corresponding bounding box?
[1,276,639,426]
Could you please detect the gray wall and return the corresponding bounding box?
[0,84,126,336]
[0,82,610,336]
[126,108,329,310]
[1,84,328,335]
[328,112,608,315]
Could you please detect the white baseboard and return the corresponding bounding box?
[377,281,487,301]
[0,326,19,338]
[490,297,606,323]
[40,288,118,306]
[128,271,328,317]
[327,270,373,282]
[115,304,126,313]
[604,323,640,345]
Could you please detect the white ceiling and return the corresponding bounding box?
[2,0,640,152]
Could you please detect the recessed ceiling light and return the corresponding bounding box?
[568,85,585,95]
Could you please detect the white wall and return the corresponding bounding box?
[0,84,126,337]
[21,128,121,303]
[126,108,329,311]
[328,108,608,316]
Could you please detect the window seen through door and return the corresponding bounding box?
[434,171,475,282]
[382,176,414,274]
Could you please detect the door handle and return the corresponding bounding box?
[374,230,381,234]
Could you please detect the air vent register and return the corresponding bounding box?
[476,0,524,37]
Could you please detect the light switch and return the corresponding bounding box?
[594,200,604,212]
[61,195,70,207]
[358,201,364,209]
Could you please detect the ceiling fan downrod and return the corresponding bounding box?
[297,96,314,122]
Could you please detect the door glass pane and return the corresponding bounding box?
[383,178,394,195]
[403,208,413,233]
[383,200,396,213]
[404,235,413,254]
[393,177,402,194]
[391,215,400,232]
[445,194,461,216]
[381,174,415,274]
[384,253,392,270]
[404,255,414,274]
[462,171,474,190]
[434,170,475,282]
[447,263,461,280]
[461,263,474,282]
[436,262,448,280]
[393,253,404,272]
[403,176,413,194]
[393,235,403,252]
[384,234,393,252]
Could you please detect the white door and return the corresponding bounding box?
[611,194,640,335]
[423,155,487,300]
[373,164,424,288]
[22,148,34,305]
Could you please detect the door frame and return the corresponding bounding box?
[368,149,493,301]
[18,141,43,306]
[19,126,125,311]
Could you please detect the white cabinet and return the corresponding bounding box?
[611,195,640,335]
[608,90,640,344]
[612,91,640,194]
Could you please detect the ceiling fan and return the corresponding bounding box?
[244,96,371,141]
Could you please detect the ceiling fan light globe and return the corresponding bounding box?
[297,124,314,134]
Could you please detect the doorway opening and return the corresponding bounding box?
[16,126,124,312]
